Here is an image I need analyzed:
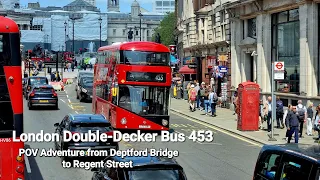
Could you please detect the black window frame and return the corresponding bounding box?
[119,50,170,66]
[254,150,283,180]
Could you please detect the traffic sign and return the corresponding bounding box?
[273,61,284,80]
[274,62,284,71]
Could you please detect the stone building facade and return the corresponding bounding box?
[227,0,320,105]
[106,0,164,44]
[175,0,236,99]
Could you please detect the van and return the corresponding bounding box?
[253,144,320,180]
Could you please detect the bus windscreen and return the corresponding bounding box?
[121,51,170,66]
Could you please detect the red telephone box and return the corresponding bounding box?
[237,82,260,131]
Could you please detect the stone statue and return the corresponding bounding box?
[111,0,117,5]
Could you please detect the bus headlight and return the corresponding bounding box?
[120,118,127,124]
[162,119,168,126]
[16,156,23,162]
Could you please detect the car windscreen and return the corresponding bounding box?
[127,169,182,180]
[33,86,53,93]
[81,77,93,85]
[30,78,47,85]
[83,82,93,88]
[79,73,93,79]
[70,122,112,132]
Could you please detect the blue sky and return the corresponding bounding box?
[19,0,153,13]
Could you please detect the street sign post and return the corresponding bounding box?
[274,62,284,80]
[268,61,284,141]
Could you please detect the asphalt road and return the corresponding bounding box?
[23,83,261,180]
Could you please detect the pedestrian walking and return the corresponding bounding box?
[264,96,272,132]
[209,88,218,117]
[296,100,307,138]
[188,84,197,112]
[259,99,264,129]
[283,104,292,141]
[71,61,75,72]
[195,83,200,109]
[314,106,320,141]
[198,82,206,110]
[50,72,55,82]
[233,91,238,115]
[203,89,210,115]
[306,102,314,136]
[285,106,300,143]
[276,96,284,128]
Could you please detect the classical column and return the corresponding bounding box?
[230,19,242,88]
[299,3,318,96]
[261,14,272,93]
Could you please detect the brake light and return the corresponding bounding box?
[29,91,35,97]
[52,89,57,96]
[105,131,113,136]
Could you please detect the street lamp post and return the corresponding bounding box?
[71,18,75,54]
[138,13,143,41]
[98,16,102,47]
[64,21,67,52]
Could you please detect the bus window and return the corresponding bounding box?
[254,152,282,180]
[120,50,170,66]
[279,154,312,180]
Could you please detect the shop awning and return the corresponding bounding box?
[179,65,196,74]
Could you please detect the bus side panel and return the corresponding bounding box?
[0,141,13,180]
[95,98,116,126]
[4,66,23,114]
[12,140,24,180]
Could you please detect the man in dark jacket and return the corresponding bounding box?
[285,106,300,143]
[276,96,284,128]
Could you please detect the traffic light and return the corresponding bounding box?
[128,30,133,40]
[169,45,176,55]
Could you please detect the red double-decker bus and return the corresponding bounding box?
[93,42,171,130]
[0,16,25,179]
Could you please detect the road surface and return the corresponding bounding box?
[23,83,261,180]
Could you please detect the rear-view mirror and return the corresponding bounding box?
[54,123,59,127]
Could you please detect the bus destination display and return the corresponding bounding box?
[126,72,166,83]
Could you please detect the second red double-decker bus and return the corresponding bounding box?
[93,41,171,130]
[0,16,24,179]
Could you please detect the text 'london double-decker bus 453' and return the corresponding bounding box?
[93,41,171,131]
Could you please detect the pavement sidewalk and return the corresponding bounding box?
[170,98,317,145]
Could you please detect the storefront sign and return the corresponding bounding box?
[126,72,166,82]
[183,57,196,65]
[219,66,228,73]
[188,63,197,69]
[207,56,216,68]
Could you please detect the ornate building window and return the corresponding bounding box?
[248,18,256,38]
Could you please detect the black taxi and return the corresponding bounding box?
[253,144,320,180]
[91,155,187,180]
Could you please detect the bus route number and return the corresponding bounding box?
[155,74,164,81]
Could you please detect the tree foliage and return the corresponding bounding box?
[152,12,176,46]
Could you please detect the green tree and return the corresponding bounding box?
[152,12,176,46]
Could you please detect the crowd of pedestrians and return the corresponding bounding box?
[258,96,320,144]
[187,81,218,117]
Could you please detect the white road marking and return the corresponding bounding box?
[24,155,32,173]
[75,111,79,114]
[68,99,71,103]
[68,105,73,109]
[66,95,69,98]
[65,90,68,93]
[60,99,66,103]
